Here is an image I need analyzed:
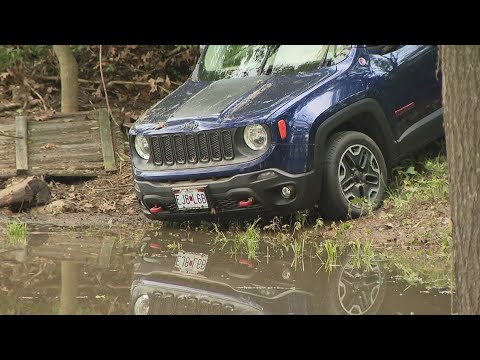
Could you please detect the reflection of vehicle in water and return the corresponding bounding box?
[131,231,386,315]
[0,225,454,314]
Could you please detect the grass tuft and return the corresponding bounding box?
[5,219,27,246]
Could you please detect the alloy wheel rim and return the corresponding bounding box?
[337,259,382,315]
[337,144,381,206]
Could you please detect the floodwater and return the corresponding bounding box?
[0,224,456,315]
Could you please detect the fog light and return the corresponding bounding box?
[281,186,295,199]
[257,171,276,181]
[134,294,150,315]
[282,267,292,280]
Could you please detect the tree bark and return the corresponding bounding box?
[53,45,79,113]
[0,176,51,209]
[441,45,480,314]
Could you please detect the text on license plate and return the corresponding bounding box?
[174,251,208,274]
[174,188,209,210]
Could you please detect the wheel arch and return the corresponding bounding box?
[313,98,397,173]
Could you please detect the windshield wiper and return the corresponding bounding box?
[258,45,280,76]
[320,45,331,68]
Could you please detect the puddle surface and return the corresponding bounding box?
[0,225,456,315]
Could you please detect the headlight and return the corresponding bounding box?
[244,125,268,151]
[134,294,150,315]
[135,135,150,160]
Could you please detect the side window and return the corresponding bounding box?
[367,45,402,55]
[327,45,352,65]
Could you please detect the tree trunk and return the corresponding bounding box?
[0,176,51,209]
[59,261,79,315]
[53,45,79,113]
[441,45,480,314]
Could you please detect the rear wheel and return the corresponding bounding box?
[320,131,387,219]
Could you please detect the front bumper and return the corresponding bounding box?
[131,280,266,315]
[134,168,319,220]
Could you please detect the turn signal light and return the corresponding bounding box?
[278,119,287,140]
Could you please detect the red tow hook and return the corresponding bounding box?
[150,205,163,214]
[239,197,255,208]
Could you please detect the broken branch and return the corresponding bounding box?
[99,45,119,127]
[36,75,171,93]
[23,79,48,111]
[0,103,21,112]
[36,75,99,85]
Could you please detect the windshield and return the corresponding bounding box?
[198,45,352,81]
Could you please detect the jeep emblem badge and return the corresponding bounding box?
[358,57,367,66]
[182,121,199,130]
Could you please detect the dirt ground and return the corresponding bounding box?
[0,169,149,228]
[0,168,451,250]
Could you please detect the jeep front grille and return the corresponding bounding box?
[148,290,263,315]
[149,130,235,166]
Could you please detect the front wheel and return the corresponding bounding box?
[320,131,387,220]
[323,253,387,315]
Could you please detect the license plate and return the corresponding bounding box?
[173,188,209,210]
[174,251,208,275]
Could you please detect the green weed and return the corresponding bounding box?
[350,238,375,272]
[236,219,261,260]
[385,154,448,212]
[313,217,325,231]
[214,218,261,260]
[5,219,27,246]
[321,239,339,273]
[290,233,307,271]
[0,45,48,71]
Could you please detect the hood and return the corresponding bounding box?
[134,68,336,129]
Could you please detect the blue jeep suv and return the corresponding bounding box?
[129,45,443,220]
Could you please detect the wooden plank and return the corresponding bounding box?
[30,161,106,169]
[98,108,116,172]
[29,142,101,152]
[28,129,97,138]
[29,119,97,131]
[0,117,15,126]
[29,132,100,145]
[1,110,112,178]
[0,161,15,167]
[1,120,16,177]
[0,160,15,168]
[0,124,15,132]
[0,169,16,178]
[0,144,16,152]
[98,237,117,268]
[29,169,102,177]
[30,152,103,163]
[15,116,28,174]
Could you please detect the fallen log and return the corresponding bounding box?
[0,176,51,209]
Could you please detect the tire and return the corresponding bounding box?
[320,131,387,220]
[323,253,387,315]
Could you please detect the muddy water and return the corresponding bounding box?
[0,225,456,315]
